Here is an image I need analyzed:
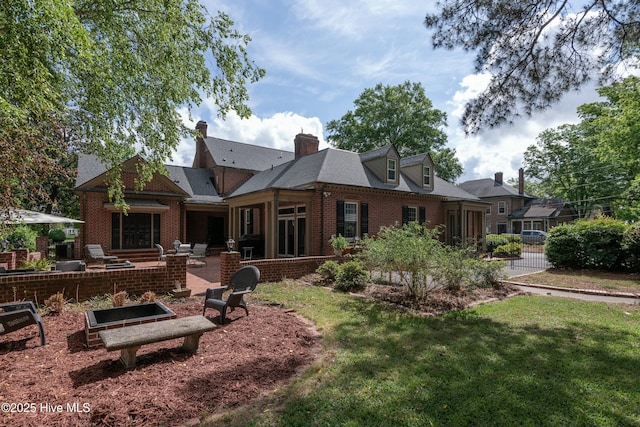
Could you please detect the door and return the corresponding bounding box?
[278,219,296,257]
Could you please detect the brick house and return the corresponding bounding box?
[75,121,487,257]
[458,170,575,234]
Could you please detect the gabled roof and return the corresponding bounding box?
[165,166,222,205]
[75,154,192,197]
[458,178,535,199]
[510,198,571,219]
[358,145,398,162]
[228,147,479,201]
[400,153,433,167]
[203,136,294,171]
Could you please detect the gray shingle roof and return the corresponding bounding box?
[75,154,109,187]
[229,148,479,201]
[165,166,222,204]
[458,178,535,199]
[204,137,294,171]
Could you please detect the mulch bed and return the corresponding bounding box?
[0,297,322,427]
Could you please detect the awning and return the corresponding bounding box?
[4,209,84,224]
[103,199,170,212]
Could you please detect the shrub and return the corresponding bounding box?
[434,247,474,291]
[493,242,521,258]
[45,292,66,313]
[48,228,67,243]
[546,218,628,270]
[1,225,38,251]
[622,223,640,272]
[140,291,156,303]
[334,260,367,292]
[112,291,128,307]
[544,224,580,268]
[469,259,507,288]
[316,260,340,283]
[22,258,53,271]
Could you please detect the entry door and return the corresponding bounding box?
[278,219,295,257]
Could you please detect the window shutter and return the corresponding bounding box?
[336,201,345,236]
[419,207,426,225]
[360,202,368,236]
[402,205,409,225]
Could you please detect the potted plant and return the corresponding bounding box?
[329,234,349,256]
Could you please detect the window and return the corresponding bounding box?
[407,206,417,223]
[423,166,431,186]
[486,221,491,234]
[387,159,397,181]
[498,201,506,214]
[337,201,368,240]
[344,202,358,238]
[486,205,491,215]
[111,213,160,249]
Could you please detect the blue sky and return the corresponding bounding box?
[172,0,602,183]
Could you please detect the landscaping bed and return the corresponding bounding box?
[0,297,322,427]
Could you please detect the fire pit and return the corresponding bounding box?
[85,302,176,347]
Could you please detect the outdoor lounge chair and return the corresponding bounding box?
[188,243,207,266]
[176,243,191,255]
[202,265,260,324]
[84,244,118,264]
[0,301,46,346]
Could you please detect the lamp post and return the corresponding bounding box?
[226,238,235,252]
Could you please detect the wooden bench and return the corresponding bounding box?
[98,315,216,368]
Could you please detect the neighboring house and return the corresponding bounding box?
[458,171,575,234]
[75,121,487,257]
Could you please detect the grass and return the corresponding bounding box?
[204,279,640,427]
[513,269,640,293]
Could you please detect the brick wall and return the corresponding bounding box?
[220,251,336,284]
[0,255,187,304]
[0,252,16,270]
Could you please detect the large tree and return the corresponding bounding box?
[0,0,264,218]
[326,81,463,182]
[524,76,640,220]
[425,1,640,134]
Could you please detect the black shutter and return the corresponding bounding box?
[360,202,368,237]
[419,207,426,225]
[402,205,409,225]
[336,201,345,236]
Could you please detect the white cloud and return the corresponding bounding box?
[171,110,327,166]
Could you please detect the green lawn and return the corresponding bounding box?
[513,269,640,294]
[204,281,640,427]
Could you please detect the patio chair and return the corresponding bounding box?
[176,243,191,255]
[0,301,46,346]
[84,244,118,264]
[155,244,166,265]
[188,243,207,266]
[202,265,260,324]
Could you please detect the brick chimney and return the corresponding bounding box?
[194,121,208,168]
[518,168,524,194]
[195,120,208,138]
[294,133,319,158]
[494,172,503,185]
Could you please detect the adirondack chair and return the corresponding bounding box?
[0,301,46,346]
[202,266,260,323]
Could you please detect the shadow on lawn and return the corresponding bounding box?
[276,295,640,427]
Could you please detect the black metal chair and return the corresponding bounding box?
[0,301,46,346]
[202,265,260,324]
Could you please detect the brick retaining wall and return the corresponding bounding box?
[0,255,187,304]
[220,251,337,284]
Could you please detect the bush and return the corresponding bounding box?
[334,260,367,292]
[545,218,628,270]
[22,258,53,271]
[493,242,521,258]
[1,225,38,251]
[469,260,507,288]
[486,234,520,253]
[316,260,340,283]
[622,223,640,272]
[48,228,66,243]
[434,247,474,291]
[544,224,580,268]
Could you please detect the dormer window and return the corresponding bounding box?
[387,159,397,182]
[423,166,431,186]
